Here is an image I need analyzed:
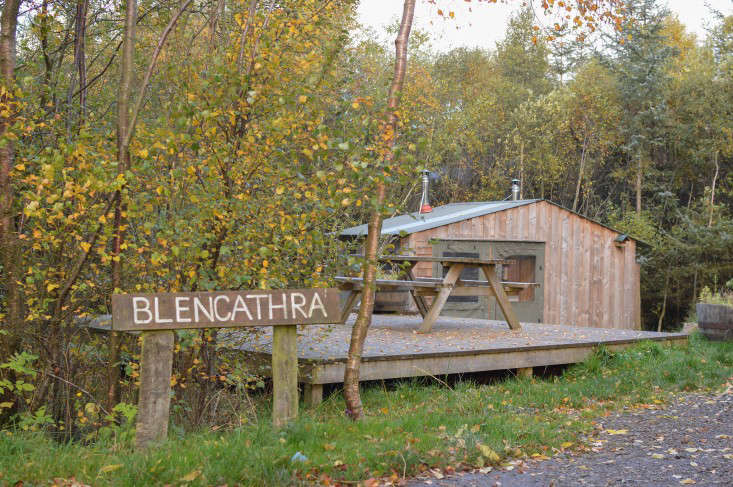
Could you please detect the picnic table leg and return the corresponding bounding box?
[406,266,429,318]
[303,383,323,408]
[418,264,464,333]
[340,290,360,323]
[481,264,522,331]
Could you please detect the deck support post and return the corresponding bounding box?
[517,367,533,378]
[272,325,298,428]
[135,330,175,448]
[303,383,323,407]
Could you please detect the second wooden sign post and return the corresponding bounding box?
[111,288,341,448]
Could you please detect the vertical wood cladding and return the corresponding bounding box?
[404,201,640,329]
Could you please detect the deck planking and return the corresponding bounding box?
[228,314,688,404]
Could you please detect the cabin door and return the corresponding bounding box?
[432,240,545,323]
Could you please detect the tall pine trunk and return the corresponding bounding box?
[343,0,415,421]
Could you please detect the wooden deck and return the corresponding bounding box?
[227,314,688,405]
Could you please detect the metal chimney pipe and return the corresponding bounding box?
[419,170,433,213]
[511,179,520,201]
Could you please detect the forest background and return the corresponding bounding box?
[0,0,731,437]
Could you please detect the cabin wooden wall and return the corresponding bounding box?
[403,201,641,329]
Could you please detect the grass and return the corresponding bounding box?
[1,333,731,486]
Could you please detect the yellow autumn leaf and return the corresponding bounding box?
[561,441,573,448]
[137,148,149,158]
[605,429,628,435]
[46,283,60,293]
[275,186,285,195]
[99,464,124,474]
[298,95,307,103]
[680,479,696,485]
[476,443,500,463]
[80,242,91,253]
[179,469,201,482]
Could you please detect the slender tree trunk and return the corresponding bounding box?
[708,151,718,227]
[635,152,642,215]
[343,0,415,421]
[74,0,88,118]
[237,0,259,71]
[107,0,193,411]
[38,0,54,110]
[108,0,138,411]
[519,141,524,199]
[0,0,22,423]
[573,134,589,212]
[657,270,670,332]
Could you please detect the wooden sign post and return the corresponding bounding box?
[111,288,340,448]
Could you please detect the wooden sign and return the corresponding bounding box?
[111,288,341,331]
[109,287,344,448]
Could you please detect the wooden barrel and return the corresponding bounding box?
[696,303,733,341]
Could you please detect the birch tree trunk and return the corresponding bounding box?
[708,151,718,227]
[573,133,589,212]
[343,0,415,421]
[635,152,642,215]
[0,0,22,421]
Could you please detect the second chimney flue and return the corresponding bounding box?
[511,178,521,201]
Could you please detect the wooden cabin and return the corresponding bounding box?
[340,199,641,330]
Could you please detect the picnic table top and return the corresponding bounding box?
[378,255,506,265]
[334,276,539,288]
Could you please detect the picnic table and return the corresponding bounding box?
[336,255,531,333]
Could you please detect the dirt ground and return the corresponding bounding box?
[408,385,733,486]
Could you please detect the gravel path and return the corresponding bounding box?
[408,386,733,486]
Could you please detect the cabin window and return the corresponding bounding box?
[442,251,480,303]
[501,255,536,302]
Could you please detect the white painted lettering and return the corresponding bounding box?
[214,295,231,321]
[231,295,253,321]
[268,293,288,320]
[247,294,268,320]
[132,297,153,324]
[175,297,191,323]
[154,297,173,323]
[290,293,308,319]
[308,292,327,318]
[194,296,214,322]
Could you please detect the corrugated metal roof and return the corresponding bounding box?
[339,200,539,237]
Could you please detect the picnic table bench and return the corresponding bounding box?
[336,255,536,332]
